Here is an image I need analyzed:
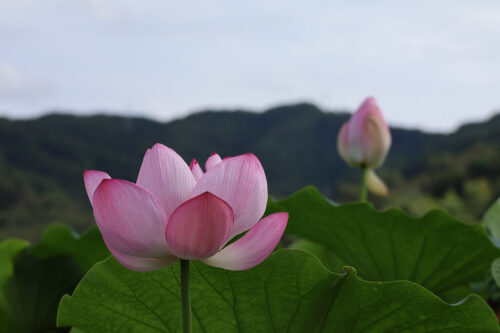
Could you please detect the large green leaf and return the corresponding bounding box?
[57,250,498,332]
[32,225,109,271]
[0,239,29,286]
[0,225,109,333]
[1,250,82,333]
[484,198,500,240]
[266,186,500,295]
[492,258,500,288]
[0,239,30,315]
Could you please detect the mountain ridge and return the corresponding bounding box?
[0,103,499,239]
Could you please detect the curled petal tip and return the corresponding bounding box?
[205,153,222,171]
[152,143,167,150]
[190,159,204,181]
[83,170,111,204]
[202,212,288,271]
[362,96,377,105]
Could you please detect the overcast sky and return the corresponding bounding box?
[1,1,499,132]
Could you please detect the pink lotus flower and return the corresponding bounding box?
[337,97,391,169]
[84,144,288,272]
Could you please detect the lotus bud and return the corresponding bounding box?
[337,97,391,169]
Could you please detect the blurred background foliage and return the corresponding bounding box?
[0,103,499,240]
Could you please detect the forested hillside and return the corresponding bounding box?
[0,103,499,240]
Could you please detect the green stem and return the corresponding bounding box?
[360,166,368,202]
[180,259,192,333]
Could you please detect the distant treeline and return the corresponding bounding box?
[0,103,499,240]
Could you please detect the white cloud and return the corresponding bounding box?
[0,64,21,88]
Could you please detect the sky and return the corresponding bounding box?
[0,1,499,132]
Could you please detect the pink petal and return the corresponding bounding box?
[93,179,171,258]
[348,97,391,168]
[337,122,357,166]
[136,144,196,218]
[366,169,389,196]
[362,112,392,168]
[83,170,111,204]
[205,153,222,171]
[165,192,233,260]
[202,212,288,270]
[191,154,268,238]
[189,159,204,182]
[108,245,178,272]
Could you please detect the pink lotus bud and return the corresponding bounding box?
[337,97,391,169]
[84,144,288,272]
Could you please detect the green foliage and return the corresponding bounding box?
[57,250,499,333]
[0,225,108,333]
[267,186,500,296]
[1,250,82,333]
[476,199,500,302]
[484,198,500,240]
[32,225,109,271]
[288,239,337,270]
[389,142,500,222]
[491,258,500,288]
[0,239,29,300]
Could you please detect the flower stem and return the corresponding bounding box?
[180,259,192,333]
[360,166,368,202]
